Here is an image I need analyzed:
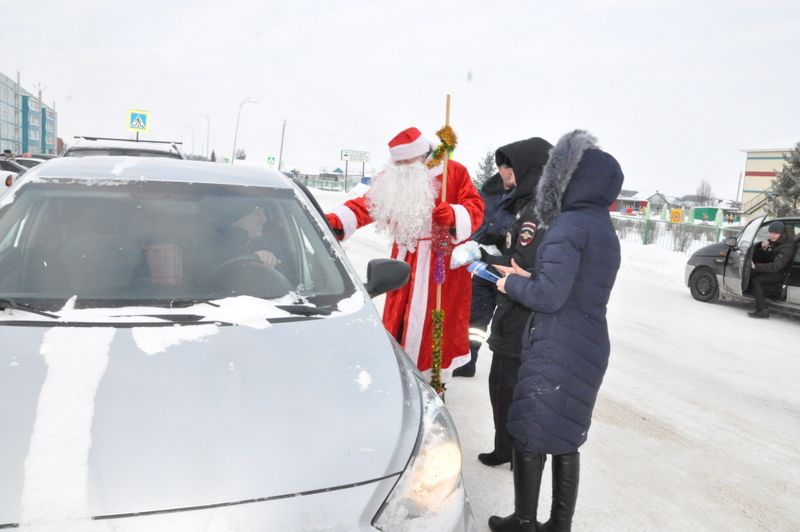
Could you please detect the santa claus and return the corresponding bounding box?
[326,127,484,381]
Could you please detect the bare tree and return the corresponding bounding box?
[696,179,714,205]
[235,148,247,160]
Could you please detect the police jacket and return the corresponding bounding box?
[484,137,552,357]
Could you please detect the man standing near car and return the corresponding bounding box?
[748,220,795,318]
[325,126,484,381]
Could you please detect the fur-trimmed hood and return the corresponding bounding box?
[535,130,624,228]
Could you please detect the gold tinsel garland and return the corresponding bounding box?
[430,309,446,398]
[426,125,458,169]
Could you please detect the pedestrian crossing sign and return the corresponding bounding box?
[128,110,150,132]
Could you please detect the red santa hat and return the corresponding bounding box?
[388,127,432,162]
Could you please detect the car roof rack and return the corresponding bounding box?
[73,136,183,145]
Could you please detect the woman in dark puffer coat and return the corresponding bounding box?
[489,130,624,532]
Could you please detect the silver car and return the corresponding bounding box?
[0,157,476,531]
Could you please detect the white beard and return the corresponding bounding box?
[366,161,438,252]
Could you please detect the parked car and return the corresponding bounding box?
[64,136,186,159]
[685,215,800,311]
[14,157,48,170]
[0,156,476,531]
[1,159,26,192]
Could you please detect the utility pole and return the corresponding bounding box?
[198,113,210,159]
[278,119,287,170]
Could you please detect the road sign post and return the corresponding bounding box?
[127,110,150,140]
[341,150,369,191]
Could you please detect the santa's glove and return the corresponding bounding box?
[432,202,456,228]
[325,213,345,240]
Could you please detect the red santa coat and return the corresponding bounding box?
[331,160,484,381]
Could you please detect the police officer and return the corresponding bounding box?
[476,137,552,467]
[453,170,518,378]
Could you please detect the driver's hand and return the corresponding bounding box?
[761,241,769,250]
[255,250,280,267]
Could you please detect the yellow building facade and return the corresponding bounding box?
[740,147,790,217]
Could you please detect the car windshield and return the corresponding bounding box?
[66,148,183,159]
[0,179,355,311]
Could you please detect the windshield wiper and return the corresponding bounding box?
[0,298,60,319]
[168,298,221,308]
[275,304,333,316]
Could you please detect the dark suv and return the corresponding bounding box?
[685,216,800,312]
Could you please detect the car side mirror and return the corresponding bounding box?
[364,259,410,298]
[724,236,737,248]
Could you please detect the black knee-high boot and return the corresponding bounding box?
[488,449,545,532]
[540,452,580,532]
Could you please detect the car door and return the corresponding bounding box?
[722,215,765,296]
[785,224,800,305]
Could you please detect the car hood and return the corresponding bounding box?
[0,307,421,525]
[689,241,729,260]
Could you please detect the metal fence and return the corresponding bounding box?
[612,216,741,255]
[297,176,364,192]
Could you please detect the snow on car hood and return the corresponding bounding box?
[0,304,420,526]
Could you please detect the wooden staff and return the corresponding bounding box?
[430,94,452,398]
[436,94,451,310]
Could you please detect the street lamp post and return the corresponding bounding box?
[184,125,195,156]
[278,119,287,171]
[231,97,257,163]
[198,113,210,159]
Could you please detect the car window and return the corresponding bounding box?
[0,161,20,172]
[0,180,355,310]
[753,225,770,243]
[737,216,764,250]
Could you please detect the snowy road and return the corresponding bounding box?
[312,189,800,531]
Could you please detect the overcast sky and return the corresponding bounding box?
[6,0,799,200]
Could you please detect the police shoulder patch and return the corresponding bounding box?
[518,222,537,246]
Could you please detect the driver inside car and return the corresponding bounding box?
[198,201,291,297]
[230,205,282,268]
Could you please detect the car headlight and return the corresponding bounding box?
[373,377,466,531]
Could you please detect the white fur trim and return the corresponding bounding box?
[332,205,358,241]
[451,204,472,244]
[419,351,471,383]
[427,161,445,178]
[390,135,431,161]
[402,239,431,367]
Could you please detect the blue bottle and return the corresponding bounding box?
[467,260,501,284]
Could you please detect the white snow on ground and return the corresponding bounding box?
[312,189,800,531]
